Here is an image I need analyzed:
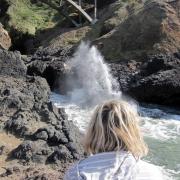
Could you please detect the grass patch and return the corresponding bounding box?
[6,0,62,35]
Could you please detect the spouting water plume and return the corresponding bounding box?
[65,42,121,106]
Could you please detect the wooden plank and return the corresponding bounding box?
[39,0,79,27]
[65,0,93,23]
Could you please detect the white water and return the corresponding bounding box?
[64,42,121,106]
[51,42,180,179]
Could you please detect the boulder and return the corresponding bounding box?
[0,23,11,50]
[127,53,180,106]
[110,53,180,106]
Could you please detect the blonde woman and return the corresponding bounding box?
[64,100,163,180]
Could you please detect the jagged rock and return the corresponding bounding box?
[27,47,71,91]
[47,145,72,163]
[34,130,48,141]
[0,23,11,50]
[11,140,53,164]
[0,49,27,77]
[0,168,13,177]
[11,138,83,164]
[127,59,180,105]
[33,127,68,145]
[0,49,84,168]
[111,53,180,106]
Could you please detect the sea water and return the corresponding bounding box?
[51,42,180,179]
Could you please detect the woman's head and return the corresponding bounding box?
[84,100,148,158]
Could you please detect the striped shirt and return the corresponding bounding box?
[64,151,164,180]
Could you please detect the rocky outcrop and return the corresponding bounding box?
[0,49,27,77]
[27,46,72,91]
[92,0,180,60]
[110,52,180,106]
[0,23,11,50]
[127,53,180,106]
[0,49,84,178]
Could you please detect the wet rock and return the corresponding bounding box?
[128,68,180,106]
[111,53,180,106]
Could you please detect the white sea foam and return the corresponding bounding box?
[139,106,180,140]
[141,117,180,140]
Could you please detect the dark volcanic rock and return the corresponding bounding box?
[0,49,84,168]
[33,127,69,145]
[47,145,72,163]
[128,68,180,106]
[111,53,180,106]
[27,47,72,91]
[0,49,27,77]
[12,140,53,164]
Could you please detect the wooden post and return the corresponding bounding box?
[59,0,63,6]
[94,0,97,20]
[79,0,82,25]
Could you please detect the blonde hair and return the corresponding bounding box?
[84,100,148,158]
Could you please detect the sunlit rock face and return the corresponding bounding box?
[93,0,180,61]
[0,23,11,50]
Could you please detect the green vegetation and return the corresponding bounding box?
[5,0,62,35]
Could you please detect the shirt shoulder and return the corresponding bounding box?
[136,160,164,180]
[64,163,79,180]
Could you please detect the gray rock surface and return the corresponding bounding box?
[110,53,180,106]
[0,49,84,169]
[27,47,72,91]
[0,49,27,77]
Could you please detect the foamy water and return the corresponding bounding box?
[51,93,180,179]
[51,42,180,179]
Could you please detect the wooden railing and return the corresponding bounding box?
[39,0,97,27]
